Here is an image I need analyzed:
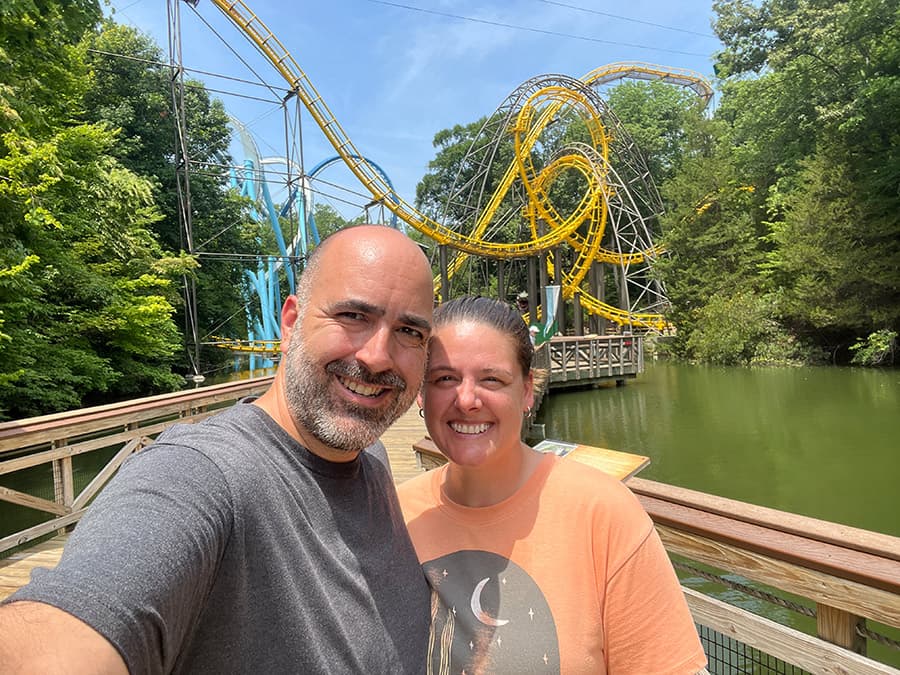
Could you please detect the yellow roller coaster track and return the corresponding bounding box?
[206,0,711,331]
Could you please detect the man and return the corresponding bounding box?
[0,225,436,674]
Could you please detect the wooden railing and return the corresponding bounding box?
[546,334,643,387]
[0,377,273,554]
[631,477,900,674]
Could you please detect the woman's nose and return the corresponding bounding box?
[456,380,482,411]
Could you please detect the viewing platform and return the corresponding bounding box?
[2,376,898,673]
[542,333,643,389]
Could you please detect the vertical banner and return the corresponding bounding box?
[532,285,560,346]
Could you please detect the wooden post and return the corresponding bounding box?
[51,438,74,535]
[817,603,866,655]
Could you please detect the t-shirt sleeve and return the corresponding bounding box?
[7,443,234,675]
[603,525,707,674]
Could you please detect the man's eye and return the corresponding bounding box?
[337,312,367,322]
[431,375,457,384]
[396,326,426,346]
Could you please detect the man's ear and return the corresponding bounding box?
[279,295,300,354]
[416,391,425,409]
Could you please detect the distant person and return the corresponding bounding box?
[516,290,529,313]
[399,296,707,674]
[0,225,435,674]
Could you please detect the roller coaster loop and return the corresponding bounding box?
[198,0,713,332]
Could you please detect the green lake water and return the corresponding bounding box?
[539,360,900,667]
[538,361,899,537]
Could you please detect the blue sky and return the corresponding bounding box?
[108,0,723,220]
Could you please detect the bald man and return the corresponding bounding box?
[0,225,435,674]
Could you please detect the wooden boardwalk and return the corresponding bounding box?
[0,405,428,601]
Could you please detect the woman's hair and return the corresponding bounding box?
[433,296,533,376]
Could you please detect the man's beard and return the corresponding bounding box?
[282,331,420,454]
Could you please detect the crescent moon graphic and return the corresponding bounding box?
[470,577,509,627]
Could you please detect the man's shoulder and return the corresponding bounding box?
[156,401,264,446]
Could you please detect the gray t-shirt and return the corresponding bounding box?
[10,401,430,674]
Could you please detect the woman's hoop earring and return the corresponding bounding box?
[418,408,425,419]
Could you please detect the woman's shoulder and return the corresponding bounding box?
[543,455,650,522]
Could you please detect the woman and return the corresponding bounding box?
[399,296,707,674]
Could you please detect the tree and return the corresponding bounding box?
[712,0,900,359]
[0,4,194,418]
[606,80,707,186]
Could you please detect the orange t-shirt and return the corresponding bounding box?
[398,453,707,674]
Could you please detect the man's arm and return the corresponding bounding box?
[0,600,127,674]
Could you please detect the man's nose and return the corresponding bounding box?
[354,324,395,373]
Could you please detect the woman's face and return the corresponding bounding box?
[421,319,534,468]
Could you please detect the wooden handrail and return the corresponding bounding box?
[629,477,900,563]
[0,377,274,452]
[0,377,276,554]
[636,492,899,596]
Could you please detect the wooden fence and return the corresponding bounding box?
[0,377,272,554]
[546,334,643,387]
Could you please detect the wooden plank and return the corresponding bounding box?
[0,486,68,516]
[684,588,896,675]
[630,477,900,562]
[565,445,649,481]
[1,409,223,476]
[639,494,900,595]
[0,377,273,452]
[656,525,900,630]
[0,511,85,554]
[381,404,427,484]
[72,437,145,510]
[0,535,68,601]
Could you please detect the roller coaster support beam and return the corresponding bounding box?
[527,258,539,328]
[553,250,564,336]
[439,245,450,303]
[573,292,584,335]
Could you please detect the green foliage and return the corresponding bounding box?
[0,0,102,134]
[684,291,802,365]
[311,203,363,240]
[849,330,897,366]
[606,81,706,185]
[648,0,900,364]
[0,122,182,418]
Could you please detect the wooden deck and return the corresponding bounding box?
[0,405,428,601]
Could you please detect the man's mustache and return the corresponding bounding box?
[326,360,406,391]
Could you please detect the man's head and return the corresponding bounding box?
[274,225,434,460]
